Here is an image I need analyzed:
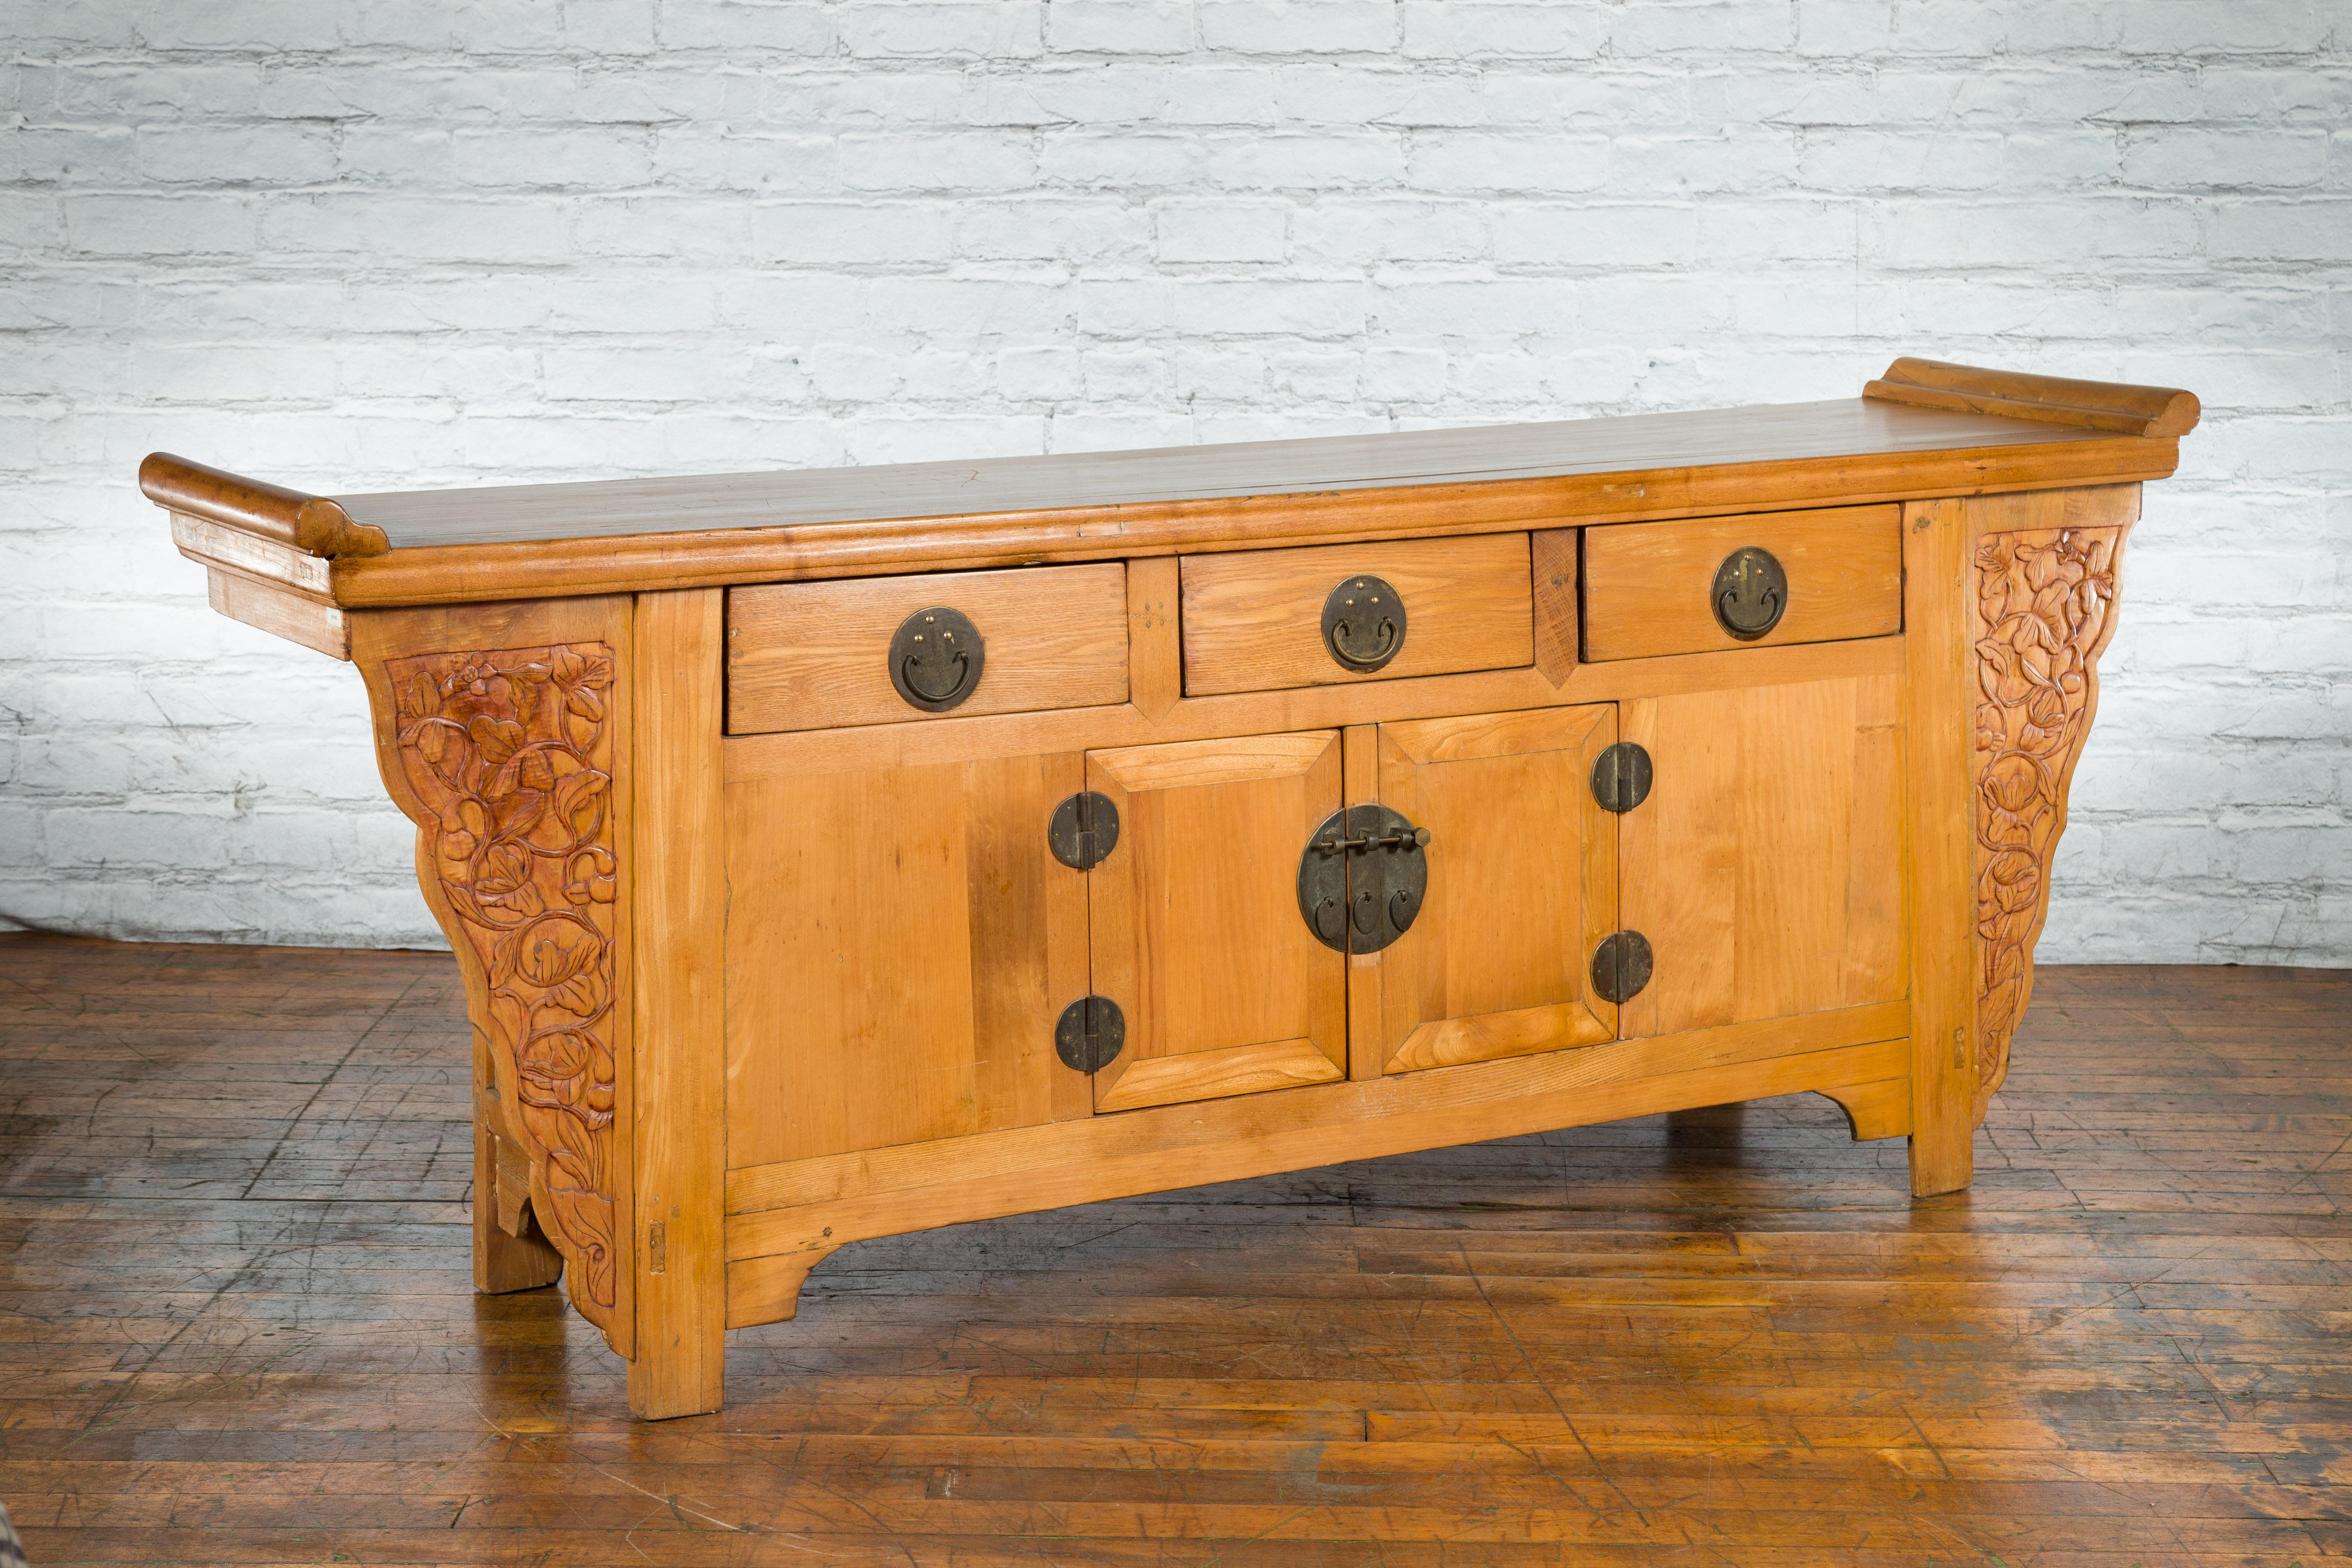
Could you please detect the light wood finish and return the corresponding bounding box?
[325,429,2179,607]
[1179,533,1534,695]
[315,384,2147,552]
[625,589,728,1420]
[726,563,1127,734]
[352,595,638,1361]
[1124,553,1182,722]
[7,943,2337,1561]
[723,751,1084,1167]
[171,510,335,597]
[726,1001,1912,1259]
[723,1245,837,1329]
[1618,675,1908,1040]
[473,1124,564,1293]
[1582,503,1903,662]
[1084,732,1345,1112]
[1970,478,2143,536]
[1375,705,1620,1074]
[206,567,349,659]
[1963,486,2138,1125]
[1529,527,1578,686]
[1901,496,1978,1199]
[159,362,2191,1421]
[139,450,388,556]
[1814,1076,1912,1141]
[726,633,1907,780]
[1865,356,2201,438]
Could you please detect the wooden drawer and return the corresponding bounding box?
[727,563,1128,734]
[1581,505,1901,662]
[1179,534,1534,696]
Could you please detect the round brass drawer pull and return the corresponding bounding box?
[1322,573,1406,671]
[1711,546,1788,640]
[888,606,986,711]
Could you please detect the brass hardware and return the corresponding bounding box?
[1591,931,1653,1004]
[1590,741,1652,813]
[1951,1026,1967,1072]
[1055,995,1125,1072]
[888,606,986,711]
[1298,804,1430,955]
[1710,546,1788,640]
[1048,791,1121,870]
[1321,574,1406,672]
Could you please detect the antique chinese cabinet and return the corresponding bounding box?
[143,358,2197,1418]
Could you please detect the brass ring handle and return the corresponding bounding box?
[888,606,988,712]
[1710,546,1788,641]
[1320,573,1407,672]
[900,649,971,704]
[1326,614,1398,668]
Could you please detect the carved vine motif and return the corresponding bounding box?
[388,644,622,1318]
[1972,527,2124,1120]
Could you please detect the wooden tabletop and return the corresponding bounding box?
[141,358,2199,607]
[328,397,2102,551]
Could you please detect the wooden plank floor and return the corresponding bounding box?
[2,935,2347,1566]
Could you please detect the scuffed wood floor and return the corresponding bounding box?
[2,936,2348,1565]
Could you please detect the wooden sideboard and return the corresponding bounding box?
[143,356,2198,1419]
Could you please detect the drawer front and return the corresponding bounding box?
[1582,505,1902,662]
[727,563,1128,735]
[1180,533,1534,697]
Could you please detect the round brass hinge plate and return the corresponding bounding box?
[1591,930,1654,1004]
[1055,995,1125,1072]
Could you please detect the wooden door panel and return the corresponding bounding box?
[1087,731,1345,1112]
[1618,674,1906,1037]
[724,752,1087,1167]
[1375,705,1620,1073]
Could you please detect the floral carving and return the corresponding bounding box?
[1972,527,2125,1121]
[388,644,622,1326]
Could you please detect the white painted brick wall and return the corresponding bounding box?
[2,0,2346,964]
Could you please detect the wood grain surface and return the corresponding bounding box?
[1178,533,1535,695]
[726,562,1129,734]
[317,395,2134,550]
[5,935,2344,1562]
[1617,674,1908,1039]
[1582,503,1903,661]
[1085,732,1347,1111]
[723,751,1084,1167]
[1373,705,1620,1074]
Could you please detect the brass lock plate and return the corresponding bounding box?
[1321,574,1406,672]
[1711,547,1788,640]
[1297,804,1430,954]
[888,605,986,711]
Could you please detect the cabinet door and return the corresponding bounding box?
[724,753,1089,1167]
[1617,674,1905,1037]
[1374,706,1621,1073]
[1086,732,1346,1112]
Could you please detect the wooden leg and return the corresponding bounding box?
[474,1119,563,1294]
[626,590,730,1421]
[1902,485,2139,1198]
[1902,496,1978,1197]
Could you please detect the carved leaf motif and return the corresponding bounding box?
[1971,528,2124,1123]
[386,640,624,1329]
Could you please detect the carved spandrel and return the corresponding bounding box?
[386,643,623,1326]
[1971,526,2125,1123]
